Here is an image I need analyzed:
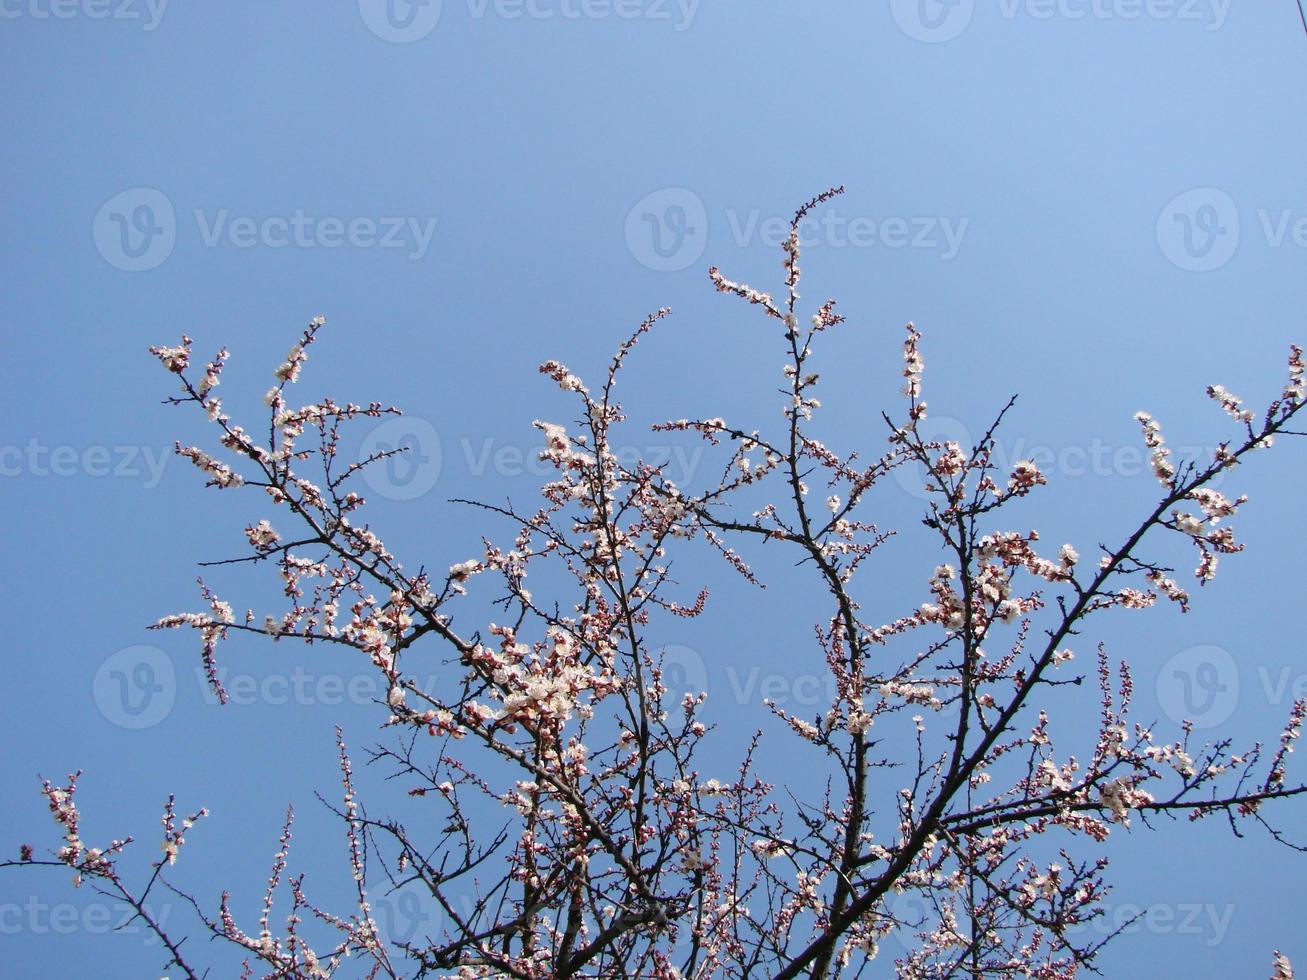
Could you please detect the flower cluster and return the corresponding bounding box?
[1208,383,1255,424]
[1286,346,1305,404]
[709,266,777,315]
[901,322,924,400]
[1134,411,1175,486]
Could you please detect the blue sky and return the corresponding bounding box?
[3,1,1307,976]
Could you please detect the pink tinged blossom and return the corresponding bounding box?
[846,710,873,735]
[449,559,481,580]
[935,443,967,477]
[1006,458,1046,495]
[197,348,227,395]
[1118,587,1157,609]
[176,445,244,488]
[1135,411,1175,485]
[539,359,588,394]
[1098,778,1154,825]
[245,520,280,552]
[148,336,192,373]
[1207,384,1256,424]
[1189,487,1245,522]
[1036,759,1073,793]
[1147,571,1190,612]
[1285,345,1305,404]
[708,266,777,315]
[273,321,320,385]
[750,838,792,859]
[901,322,924,398]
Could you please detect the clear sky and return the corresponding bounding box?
[3,2,1307,977]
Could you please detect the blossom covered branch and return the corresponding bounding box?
[10,190,1307,979]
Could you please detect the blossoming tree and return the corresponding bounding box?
[7,189,1307,979]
